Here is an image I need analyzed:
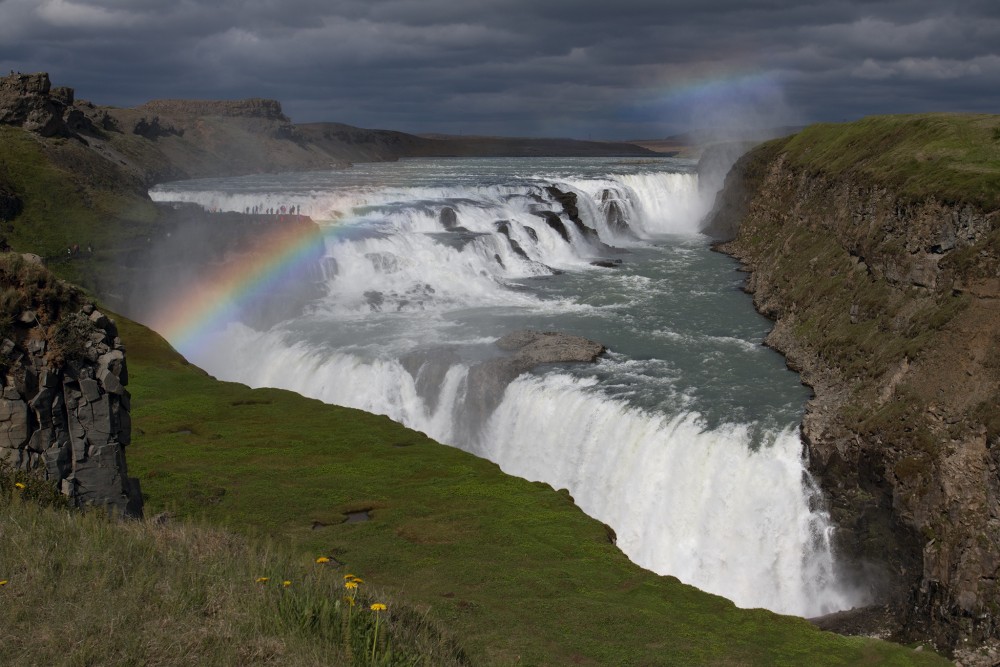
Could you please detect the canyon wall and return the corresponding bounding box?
[704,120,1000,652]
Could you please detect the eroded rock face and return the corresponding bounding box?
[0,72,92,138]
[0,305,141,517]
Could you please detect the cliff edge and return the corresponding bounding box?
[704,114,1000,655]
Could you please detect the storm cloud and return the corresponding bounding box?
[1,0,998,138]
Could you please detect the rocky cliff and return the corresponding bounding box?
[0,254,141,517]
[704,114,1000,655]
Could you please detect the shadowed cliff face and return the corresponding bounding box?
[705,129,1000,654]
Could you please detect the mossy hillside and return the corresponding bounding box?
[0,125,161,290]
[117,315,945,666]
[778,113,1000,209]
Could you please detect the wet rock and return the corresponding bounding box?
[535,211,570,242]
[401,347,461,414]
[364,290,385,311]
[439,206,459,230]
[494,220,530,260]
[463,330,606,428]
[599,189,636,238]
[546,185,603,244]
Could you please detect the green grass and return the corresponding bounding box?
[0,472,467,666]
[777,113,1000,208]
[113,314,946,666]
[0,125,160,289]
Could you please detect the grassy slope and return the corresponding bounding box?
[779,113,1000,209]
[0,125,161,292]
[116,315,944,666]
[0,484,468,667]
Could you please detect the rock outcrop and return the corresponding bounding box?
[463,330,606,427]
[136,98,289,121]
[0,255,141,517]
[705,132,1000,654]
[0,72,86,138]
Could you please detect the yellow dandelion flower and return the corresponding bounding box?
[14,482,25,490]
[0,580,8,586]
[315,556,330,564]
[350,577,364,584]
[282,580,291,588]
[370,603,386,612]
[344,595,356,607]
[255,577,270,583]
[343,573,355,580]
[344,581,358,590]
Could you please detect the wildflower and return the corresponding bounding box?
[282,580,291,588]
[344,581,358,590]
[315,556,330,564]
[350,577,364,584]
[370,603,387,662]
[344,595,355,607]
[14,482,25,490]
[342,573,355,580]
[0,580,8,586]
[255,577,269,583]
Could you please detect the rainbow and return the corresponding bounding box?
[627,68,787,126]
[149,218,327,355]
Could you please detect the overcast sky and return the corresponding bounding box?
[2,0,998,139]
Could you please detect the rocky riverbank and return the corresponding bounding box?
[703,115,1000,658]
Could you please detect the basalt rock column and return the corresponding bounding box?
[0,304,141,517]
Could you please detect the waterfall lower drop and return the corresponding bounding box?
[481,374,851,616]
[148,157,858,620]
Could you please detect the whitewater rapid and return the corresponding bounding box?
[147,157,858,617]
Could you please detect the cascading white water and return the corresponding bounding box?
[147,157,858,619]
[481,374,850,616]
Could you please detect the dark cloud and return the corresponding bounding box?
[1,0,997,138]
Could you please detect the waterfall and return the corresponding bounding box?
[146,158,859,618]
